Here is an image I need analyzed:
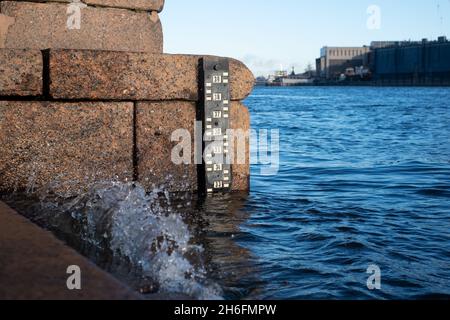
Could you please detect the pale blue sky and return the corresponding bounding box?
[160,0,450,76]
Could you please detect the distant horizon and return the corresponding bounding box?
[246,33,450,77]
[161,0,450,77]
[261,36,450,77]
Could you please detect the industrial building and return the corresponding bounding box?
[315,36,450,86]
[370,37,450,86]
[316,46,371,79]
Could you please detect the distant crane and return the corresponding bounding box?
[435,0,448,36]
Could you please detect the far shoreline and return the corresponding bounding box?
[255,82,450,88]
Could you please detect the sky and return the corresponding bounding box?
[160,0,450,77]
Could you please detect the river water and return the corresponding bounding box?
[238,86,450,299]
[4,86,450,300]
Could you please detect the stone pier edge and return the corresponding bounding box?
[0,200,192,300]
[0,48,253,193]
[1,49,252,102]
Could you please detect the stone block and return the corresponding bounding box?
[49,50,254,101]
[0,48,42,96]
[229,102,250,192]
[136,101,197,192]
[0,1,163,53]
[0,101,134,196]
[136,101,250,192]
[0,201,140,300]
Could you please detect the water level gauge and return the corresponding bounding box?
[200,58,232,195]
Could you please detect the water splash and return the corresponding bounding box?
[31,181,223,300]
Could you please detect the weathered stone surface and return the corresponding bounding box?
[136,101,197,192]
[0,11,14,47]
[21,0,165,12]
[49,50,255,101]
[230,102,251,192]
[0,48,42,96]
[0,1,163,53]
[0,201,140,300]
[137,101,250,192]
[0,101,134,196]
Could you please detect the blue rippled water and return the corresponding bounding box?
[231,86,450,299]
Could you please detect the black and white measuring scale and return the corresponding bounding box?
[200,58,232,195]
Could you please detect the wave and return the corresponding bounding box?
[29,181,223,300]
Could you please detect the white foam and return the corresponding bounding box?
[34,181,223,300]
